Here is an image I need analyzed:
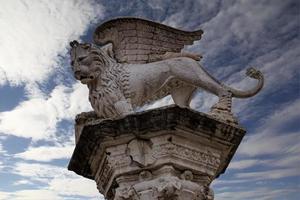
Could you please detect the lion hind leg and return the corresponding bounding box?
[169,59,237,123]
[171,85,196,108]
[209,91,238,124]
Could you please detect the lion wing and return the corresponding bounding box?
[93,17,203,64]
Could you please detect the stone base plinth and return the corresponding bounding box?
[68,106,245,200]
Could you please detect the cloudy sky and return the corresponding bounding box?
[0,0,299,199]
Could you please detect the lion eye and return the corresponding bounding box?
[78,57,85,62]
[82,44,90,49]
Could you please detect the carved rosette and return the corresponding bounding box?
[68,106,245,200]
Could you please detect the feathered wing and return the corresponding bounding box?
[93,17,203,64]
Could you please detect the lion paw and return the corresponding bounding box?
[190,53,203,61]
[75,111,98,123]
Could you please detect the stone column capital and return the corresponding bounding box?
[68,106,245,200]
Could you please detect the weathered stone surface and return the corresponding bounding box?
[68,17,264,200]
[94,17,203,64]
[70,38,263,124]
[70,17,264,124]
[68,106,245,200]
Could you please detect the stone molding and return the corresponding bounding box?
[68,106,245,199]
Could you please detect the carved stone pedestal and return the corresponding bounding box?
[68,106,245,200]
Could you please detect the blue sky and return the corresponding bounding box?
[0,0,299,199]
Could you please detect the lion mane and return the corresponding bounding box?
[86,46,131,119]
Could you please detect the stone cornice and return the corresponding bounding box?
[68,105,245,181]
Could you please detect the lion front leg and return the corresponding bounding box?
[114,99,134,117]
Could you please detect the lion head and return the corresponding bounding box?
[70,40,113,84]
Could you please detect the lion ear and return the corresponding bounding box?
[70,40,79,48]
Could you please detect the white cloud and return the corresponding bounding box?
[227,154,300,171]
[15,145,74,162]
[13,162,65,181]
[142,89,218,113]
[257,99,300,132]
[0,191,11,200]
[212,179,249,186]
[13,180,33,186]
[199,1,293,61]
[238,132,299,158]
[12,162,102,199]
[190,91,218,112]
[0,189,61,200]
[0,0,104,86]
[0,83,91,140]
[238,99,300,157]
[217,187,298,200]
[228,159,262,170]
[142,95,173,110]
[271,154,300,168]
[0,2,105,197]
[0,0,102,141]
[159,0,220,29]
[68,83,93,118]
[49,176,100,197]
[235,168,300,180]
[0,142,8,170]
[0,143,5,154]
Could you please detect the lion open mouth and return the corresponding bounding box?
[79,75,95,84]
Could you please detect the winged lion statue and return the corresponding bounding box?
[70,17,264,124]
